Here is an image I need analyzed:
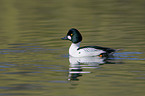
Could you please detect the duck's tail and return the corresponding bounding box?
[100,48,122,57]
[115,49,123,51]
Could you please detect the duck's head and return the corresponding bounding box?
[61,28,82,43]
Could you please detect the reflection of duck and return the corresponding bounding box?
[68,56,107,81]
[62,28,116,57]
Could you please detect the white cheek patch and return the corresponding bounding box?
[67,36,71,40]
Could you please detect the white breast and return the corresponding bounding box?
[69,43,80,57]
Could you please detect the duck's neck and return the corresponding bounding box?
[70,42,81,48]
[69,42,81,56]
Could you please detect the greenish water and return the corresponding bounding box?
[0,0,145,96]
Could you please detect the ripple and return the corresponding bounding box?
[0,49,26,54]
[48,80,69,83]
[114,52,144,60]
[0,66,10,68]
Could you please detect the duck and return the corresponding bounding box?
[61,28,116,57]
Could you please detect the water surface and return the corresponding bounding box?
[0,0,145,96]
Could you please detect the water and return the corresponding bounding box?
[0,0,145,96]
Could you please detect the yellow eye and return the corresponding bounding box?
[71,34,73,36]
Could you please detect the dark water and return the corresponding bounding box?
[0,0,145,96]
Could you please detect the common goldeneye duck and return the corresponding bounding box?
[61,28,116,57]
